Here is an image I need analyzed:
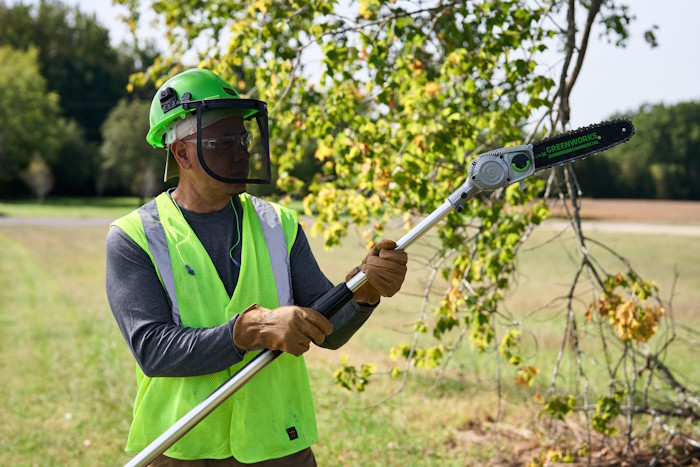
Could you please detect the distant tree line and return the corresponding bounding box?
[0,0,164,200]
[1,1,698,201]
[573,101,700,199]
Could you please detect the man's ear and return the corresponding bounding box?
[170,140,192,170]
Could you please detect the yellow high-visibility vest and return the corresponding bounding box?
[111,192,317,462]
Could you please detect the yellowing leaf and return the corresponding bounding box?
[515,366,539,387]
[253,0,268,13]
[315,145,334,161]
[408,59,424,75]
[374,176,389,190]
[358,0,372,19]
[424,82,440,96]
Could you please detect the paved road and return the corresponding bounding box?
[0,217,116,227]
[542,219,700,237]
[2,216,700,236]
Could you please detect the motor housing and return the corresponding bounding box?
[468,144,535,191]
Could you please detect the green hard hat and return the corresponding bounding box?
[146,68,242,148]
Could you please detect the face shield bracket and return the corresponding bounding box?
[160,87,192,113]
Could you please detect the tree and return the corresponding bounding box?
[121,0,697,462]
[0,0,161,196]
[51,118,102,196]
[21,153,54,202]
[0,0,128,141]
[575,101,700,199]
[99,98,165,201]
[0,46,62,187]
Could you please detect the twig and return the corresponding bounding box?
[492,309,503,422]
[656,416,700,449]
[564,0,603,95]
[271,48,303,113]
[621,343,638,461]
[642,351,700,411]
[650,430,676,467]
[549,260,584,393]
[360,247,451,409]
[429,325,469,393]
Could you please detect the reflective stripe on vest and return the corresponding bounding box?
[250,196,293,307]
[138,205,182,326]
[137,195,293,326]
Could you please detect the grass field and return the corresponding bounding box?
[0,197,144,219]
[1,198,699,466]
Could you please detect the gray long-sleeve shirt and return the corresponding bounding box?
[105,194,375,377]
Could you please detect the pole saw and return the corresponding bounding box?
[125,119,635,467]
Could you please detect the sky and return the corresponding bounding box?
[19,0,700,129]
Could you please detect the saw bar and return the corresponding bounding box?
[532,119,635,171]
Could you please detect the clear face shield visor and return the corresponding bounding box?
[180,99,270,185]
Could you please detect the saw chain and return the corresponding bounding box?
[533,119,634,171]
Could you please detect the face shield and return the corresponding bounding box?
[179,99,270,185]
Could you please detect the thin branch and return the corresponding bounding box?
[557,0,576,127]
[271,47,303,113]
[565,0,603,95]
[360,247,451,409]
[318,0,466,41]
[549,259,585,393]
[655,416,700,449]
[643,351,700,411]
[492,309,503,422]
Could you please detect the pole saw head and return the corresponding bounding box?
[448,144,535,211]
[447,119,635,212]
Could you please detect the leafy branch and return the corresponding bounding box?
[124,0,698,462]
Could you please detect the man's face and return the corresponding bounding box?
[198,116,251,181]
[175,104,271,198]
[180,115,251,196]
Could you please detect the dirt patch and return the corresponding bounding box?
[547,199,700,224]
[450,417,700,466]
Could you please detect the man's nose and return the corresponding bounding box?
[232,147,250,161]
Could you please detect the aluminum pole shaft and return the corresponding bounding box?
[345,198,457,292]
[124,349,282,467]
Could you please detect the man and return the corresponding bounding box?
[105,68,408,466]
